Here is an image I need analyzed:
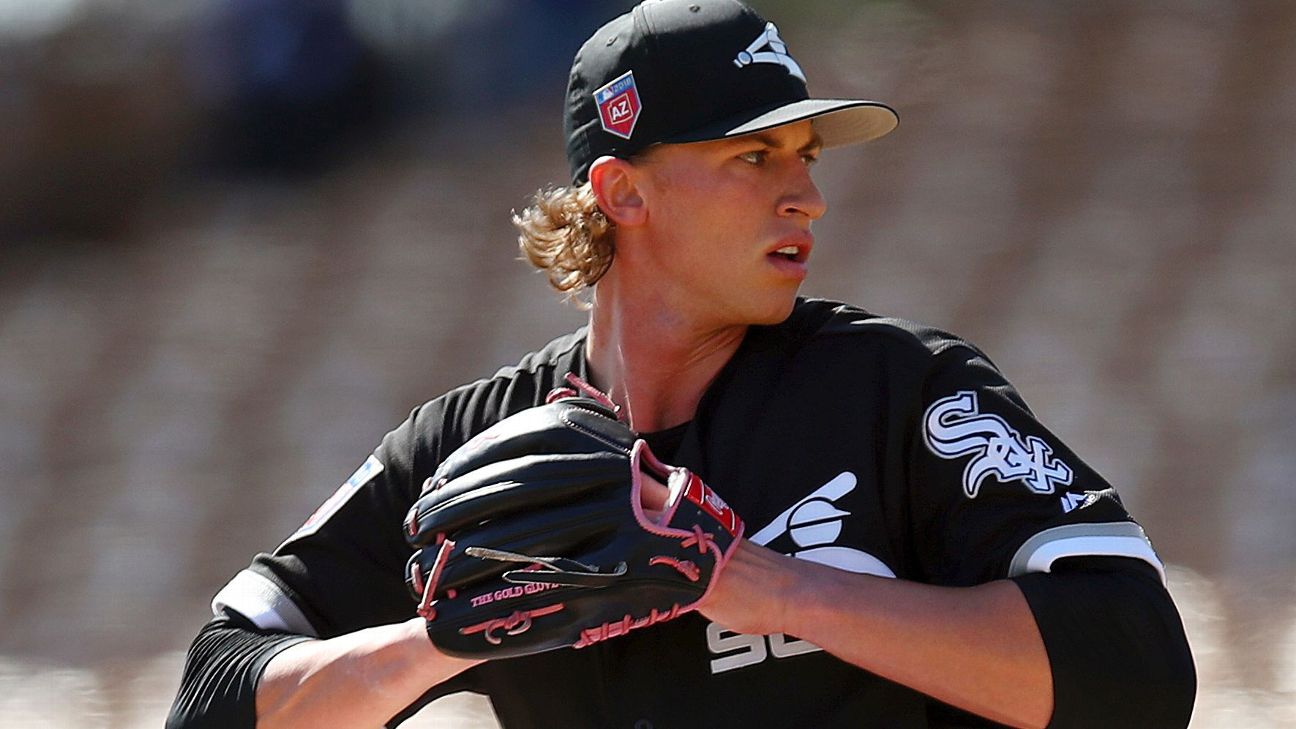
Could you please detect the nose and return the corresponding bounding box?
[779,163,827,222]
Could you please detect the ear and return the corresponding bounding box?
[589,156,647,227]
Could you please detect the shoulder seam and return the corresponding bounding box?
[814,313,983,361]
[441,330,586,401]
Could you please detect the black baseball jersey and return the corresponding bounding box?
[185,298,1187,728]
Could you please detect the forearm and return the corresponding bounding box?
[257,617,482,729]
[702,543,1051,729]
[786,566,1051,728]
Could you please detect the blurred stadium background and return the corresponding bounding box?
[1,0,1293,726]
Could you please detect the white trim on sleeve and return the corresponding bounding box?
[1008,522,1166,585]
[211,569,319,636]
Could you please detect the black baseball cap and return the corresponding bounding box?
[564,0,898,183]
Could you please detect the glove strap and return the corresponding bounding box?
[546,372,624,421]
[416,535,456,621]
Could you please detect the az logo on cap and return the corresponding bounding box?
[594,70,642,139]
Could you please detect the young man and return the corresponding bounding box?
[169,2,1195,727]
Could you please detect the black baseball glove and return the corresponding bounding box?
[403,384,744,659]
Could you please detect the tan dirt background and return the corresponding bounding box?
[0,1,1293,726]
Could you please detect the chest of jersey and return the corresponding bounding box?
[568,344,937,727]
[687,339,914,585]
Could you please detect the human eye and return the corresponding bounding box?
[801,151,820,167]
[738,150,767,165]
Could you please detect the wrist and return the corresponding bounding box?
[699,540,804,636]
[776,557,859,643]
[772,553,818,638]
[403,617,485,675]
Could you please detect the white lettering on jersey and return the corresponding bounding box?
[708,472,893,674]
[732,22,806,82]
[706,626,767,673]
[705,624,825,674]
[922,391,1073,499]
[1059,492,1090,513]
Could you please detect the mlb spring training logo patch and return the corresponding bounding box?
[594,70,641,139]
[284,455,384,544]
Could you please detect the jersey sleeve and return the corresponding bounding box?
[904,344,1166,587]
[173,334,583,726]
[164,402,443,728]
[174,398,479,728]
[166,611,481,729]
[902,344,1195,725]
[165,612,310,729]
[210,400,446,639]
[1013,557,1196,728]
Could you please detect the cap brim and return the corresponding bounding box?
[665,98,899,148]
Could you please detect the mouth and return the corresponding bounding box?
[770,245,803,262]
[766,234,813,266]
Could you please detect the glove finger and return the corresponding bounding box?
[406,452,626,545]
[431,398,633,483]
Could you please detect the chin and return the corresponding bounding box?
[746,293,799,326]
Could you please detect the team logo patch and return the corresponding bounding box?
[593,70,641,139]
[733,21,806,82]
[708,472,895,676]
[287,455,384,542]
[749,471,895,577]
[923,391,1073,499]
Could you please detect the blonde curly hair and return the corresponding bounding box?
[513,182,615,303]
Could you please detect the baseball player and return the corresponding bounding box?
[168,2,1195,727]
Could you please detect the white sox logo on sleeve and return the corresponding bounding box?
[923,391,1073,498]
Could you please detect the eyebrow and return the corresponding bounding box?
[745,131,824,154]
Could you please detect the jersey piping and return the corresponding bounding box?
[212,569,319,636]
[1008,522,1166,584]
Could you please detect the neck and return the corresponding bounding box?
[584,285,746,433]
